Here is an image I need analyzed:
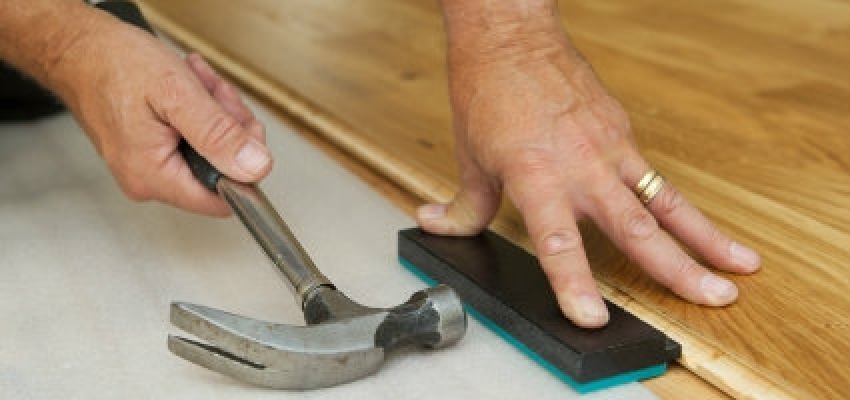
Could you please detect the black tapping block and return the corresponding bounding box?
[398,228,680,387]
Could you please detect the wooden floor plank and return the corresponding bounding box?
[135,1,850,398]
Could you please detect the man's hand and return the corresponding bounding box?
[0,2,271,216]
[423,1,761,327]
[58,17,272,216]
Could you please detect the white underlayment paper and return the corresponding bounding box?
[0,100,657,400]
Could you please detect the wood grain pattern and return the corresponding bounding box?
[135,1,850,398]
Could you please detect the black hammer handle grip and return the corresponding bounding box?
[178,140,223,192]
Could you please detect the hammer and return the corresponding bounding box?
[168,141,467,389]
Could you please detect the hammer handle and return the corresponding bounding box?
[179,140,334,307]
[97,0,334,308]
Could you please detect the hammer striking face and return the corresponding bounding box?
[168,142,467,389]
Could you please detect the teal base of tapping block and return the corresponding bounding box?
[400,258,668,394]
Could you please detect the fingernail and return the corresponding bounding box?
[576,295,609,327]
[730,242,760,271]
[417,204,447,220]
[236,139,271,176]
[700,274,738,305]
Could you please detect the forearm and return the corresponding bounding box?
[0,0,111,93]
[439,0,580,67]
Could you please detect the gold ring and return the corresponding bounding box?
[639,173,665,205]
[634,169,665,205]
[635,169,658,194]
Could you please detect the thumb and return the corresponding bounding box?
[153,74,272,183]
[416,173,501,236]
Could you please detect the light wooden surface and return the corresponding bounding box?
[135,1,850,398]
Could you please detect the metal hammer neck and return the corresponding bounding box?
[216,178,333,307]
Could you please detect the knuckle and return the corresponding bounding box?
[200,114,242,151]
[655,186,685,216]
[606,99,631,132]
[622,206,658,241]
[568,137,599,164]
[668,254,700,286]
[106,154,153,202]
[584,171,619,202]
[702,219,728,248]
[118,178,151,202]
[538,229,583,258]
[504,148,556,177]
[156,70,187,115]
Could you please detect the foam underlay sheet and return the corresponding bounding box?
[0,99,657,399]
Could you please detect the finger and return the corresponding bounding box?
[621,156,760,274]
[586,177,739,306]
[245,120,266,143]
[162,161,232,217]
[186,53,256,126]
[121,132,231,217]
[417,162,501,236]
[505,170,609,328]
[150,66,272,184]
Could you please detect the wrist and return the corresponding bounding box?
[441,0,558,30]
[38,6,118,98]
[0,1,113,96]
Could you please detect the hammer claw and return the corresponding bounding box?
[168,335,383,390]
[168,302,387,389]
[168,335,263,371]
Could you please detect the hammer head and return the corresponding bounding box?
[168,285,467,389]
